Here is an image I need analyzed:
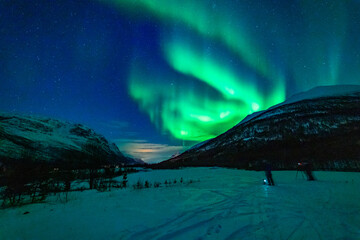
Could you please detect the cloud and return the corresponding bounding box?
[107,122,186,163]
[116,140,185,163]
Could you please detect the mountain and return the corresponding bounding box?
[158,85,360,170]
[126,157,147,165]
[0,113,137,168]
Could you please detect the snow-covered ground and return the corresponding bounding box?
[1,168,359,240]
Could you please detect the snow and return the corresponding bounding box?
[1,113,87,150]
[1,168,360,240]
[0,113,134,164]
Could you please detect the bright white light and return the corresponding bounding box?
[180,130,188,136]
[225,87,235,95]
[220,111,230,119]
[251,102,260,111]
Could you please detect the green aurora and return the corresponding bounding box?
[100,0,360,142]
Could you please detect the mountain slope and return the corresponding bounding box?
[0,113,137,168]
[158,85,360,170]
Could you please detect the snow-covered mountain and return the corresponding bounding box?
[0,113,137,168]
[158,85,360,170]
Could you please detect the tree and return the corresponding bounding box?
[122,173,128,188]
[83,140,104,189]
[1,149,50,206]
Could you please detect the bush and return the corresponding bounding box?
[1,160,51,207]
[133,179,144,189]
[144,181,151,188]
[122,173,128,188]
[129,177,199,191]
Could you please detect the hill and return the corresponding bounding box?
[158,85,360,170]
[0,113,137,168]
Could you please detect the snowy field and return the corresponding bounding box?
[1,168,360,240]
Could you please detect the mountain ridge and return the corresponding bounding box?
[0,113,138,168]
[157,85,360,170]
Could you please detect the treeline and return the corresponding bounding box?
[0,159,136,208]
[132,177,200,190]
[0,140,139,208]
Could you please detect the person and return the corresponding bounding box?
[264,160,275,186]
[303,162,315,181]
[297,162,315,181]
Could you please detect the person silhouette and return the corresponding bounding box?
[264,160,275,186]
[303,162,315,181]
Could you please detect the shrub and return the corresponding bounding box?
[144,181,151,188]
[122,173,128,188]
[133,179,144,189]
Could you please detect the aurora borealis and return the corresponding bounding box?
[1,0,360,162]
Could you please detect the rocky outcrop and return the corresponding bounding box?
[0,114,137,168]
[158,86,360,170]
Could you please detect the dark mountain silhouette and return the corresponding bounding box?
[157,85,360,170]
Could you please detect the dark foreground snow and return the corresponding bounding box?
[1,168,359,240]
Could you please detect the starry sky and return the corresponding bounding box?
[1,0,360,163]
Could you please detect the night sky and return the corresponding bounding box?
[1,0,360,163]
